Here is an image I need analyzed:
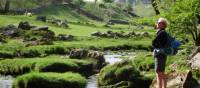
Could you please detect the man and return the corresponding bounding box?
[152,18,169,88]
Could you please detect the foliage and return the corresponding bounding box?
[72,0,86,8]
[164,0,200,46]
[102,0,114,3]
[13,72,86,88]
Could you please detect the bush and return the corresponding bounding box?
[13,72,86,88]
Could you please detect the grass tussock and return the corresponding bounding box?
[13,72,86,88]
[0,58,93,76]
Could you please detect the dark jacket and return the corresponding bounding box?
[152,29,169,49]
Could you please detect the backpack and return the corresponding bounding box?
[161,33,181,55]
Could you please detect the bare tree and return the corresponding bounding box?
[4,0,10,13]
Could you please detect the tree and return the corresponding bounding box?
[151,0,160,15]
[166,0,200,46]
[94,0,98,5]
[72,0,85,8]
[4,0,10,13]
[0,0,10,13]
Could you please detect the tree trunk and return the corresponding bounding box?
[4,0,10,13]
[151,0,160,15]
[95,0,97,5]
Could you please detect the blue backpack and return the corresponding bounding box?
[161,33,181,55]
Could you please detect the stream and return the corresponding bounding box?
[0,52,135,88]
[85,52,135,88]
[0,75,13,88]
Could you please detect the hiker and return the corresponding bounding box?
[152,18,169,88]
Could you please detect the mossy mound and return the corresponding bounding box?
[0,58,93,76]
[98,60,152,88]
[13,72,86,88]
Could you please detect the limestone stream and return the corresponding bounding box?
[0,52,135,88]
[0,75,13,88]
[85,52,135,88]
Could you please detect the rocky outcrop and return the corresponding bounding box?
[69,49,105,69]
[189,53,200,69]
[56,34,74,41]
[91,31,150,38]
[1,24,21,37]
[36,16,47,22]
[18,21,31,30]
[108,20,129,25]
[49,19,69,28]
[32,26,49,31]
[188,46,200,69]
[150,70,198,88]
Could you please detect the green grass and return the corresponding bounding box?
[13,72,86,88]
[0,56,93,76]
[0,14,154,57]
[98,60,152,88]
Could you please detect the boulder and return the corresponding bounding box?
[188,46,200,60]
[36,16,47,22]
[18,21,31,30]
[61,20,69,28]
[32,26,49,31]
[142,32,150,37]
[25,40,40,47]
[69,49,105,69]
[2,24,20,37]
[69,49,89,59]
[150,70,198,88]
[25,38,53,47]
[91,31,102,36]
[57,34,74,41]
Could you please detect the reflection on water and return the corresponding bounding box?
[0,76,13,88]
[85,74,98,88]
[104,55,122,64]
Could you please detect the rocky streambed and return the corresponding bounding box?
[0,52,135,88]
[86,52,135,88]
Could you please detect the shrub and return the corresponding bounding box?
[13,72,86,88]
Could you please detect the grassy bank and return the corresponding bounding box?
[13,72,86,88]
[0,56,94,76]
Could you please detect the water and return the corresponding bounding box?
[0,76,13,88]
[86,53,135,88]
[104,55,122,64]
[85,74,98,88]
[0,53,134,88]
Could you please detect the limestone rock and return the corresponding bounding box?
[36,16,47,22]
[57,34,74,41]
[2,24,20,37]
[189,53,200,69]
[150,71,198,88]
[69,49,105,69]
[32,26,49,31]
[18,21,31,30]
